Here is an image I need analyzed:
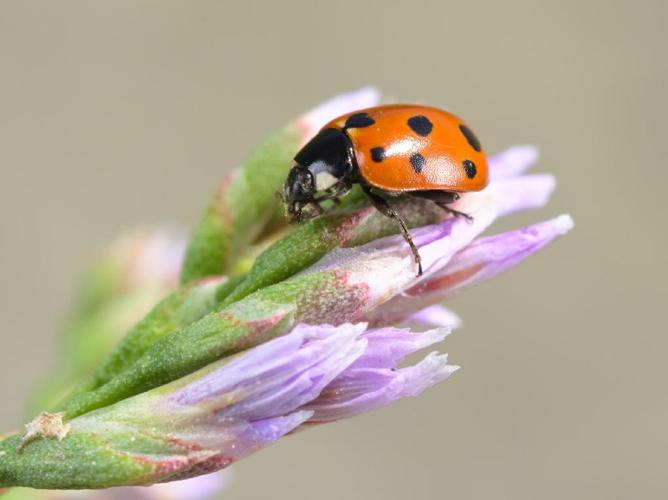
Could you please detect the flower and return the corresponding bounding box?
[1,324,455,489]
[0,88,572,490]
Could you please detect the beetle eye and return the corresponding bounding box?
[298,169,314,190]
[285,166,314,201]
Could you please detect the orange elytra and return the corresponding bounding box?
[282,104,489,275]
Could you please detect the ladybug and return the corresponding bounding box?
[282,104,489,275]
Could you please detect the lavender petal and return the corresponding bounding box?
[305,353,457,423]
[169,324,367,419]
[303,327,457,423]
[407,305,462,329]
[366,215,574,324]
[488,145,540,180]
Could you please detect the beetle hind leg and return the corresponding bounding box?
[361,185,423,276]
[412,190,473,222]
[440,205,473,221]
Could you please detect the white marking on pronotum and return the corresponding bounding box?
[315,170,339,191]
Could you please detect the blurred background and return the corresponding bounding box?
[0,1,666,498]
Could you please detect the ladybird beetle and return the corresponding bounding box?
[282,104,489,275]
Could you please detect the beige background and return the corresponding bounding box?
[1,1,666,498]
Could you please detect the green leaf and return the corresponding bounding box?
[56,297,298,419]
[180,125,302,283]
[62,277,226,399]
[0,434,153,489]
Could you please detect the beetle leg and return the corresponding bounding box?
[411,190,473,222]
[314,182,350,203]
[442,206,473,221]
[304,201,324,220]
[361,185,423,276]
[313,192,338,203]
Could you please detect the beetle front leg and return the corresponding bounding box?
[314,182,351,204]
[297,201,324,222]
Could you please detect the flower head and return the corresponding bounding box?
[0,88,572,490]
[21,323,455,487]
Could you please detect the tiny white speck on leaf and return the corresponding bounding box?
[18,412,70,451]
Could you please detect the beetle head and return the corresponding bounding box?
[282,128,355,223]
[282,165,320,222]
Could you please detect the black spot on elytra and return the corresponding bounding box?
[344,112,375,130]
[463,159,477,178]
[407,115,433,137]
[459,124,481,152]
[370,147,386,162]
[410,153,426,173]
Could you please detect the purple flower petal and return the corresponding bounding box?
[488,145,540,180]
[305,353,457,423]
[415,214,574,297]
[303,327,457,423]
[455,173,556,218]
[487,174,557,217]
[169,324,367,420]
[232,411,314,453]
[406,305,462,329]
[365,215,574,325]
[349,326,450,370]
